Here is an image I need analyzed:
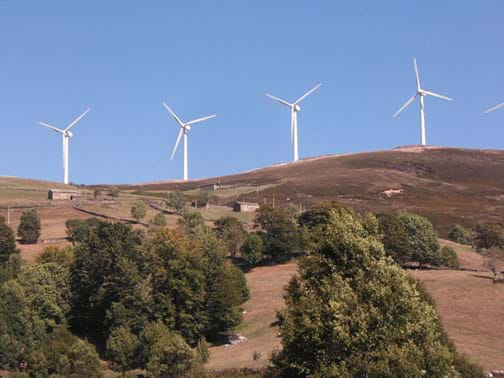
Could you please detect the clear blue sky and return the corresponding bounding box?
[1,1,503,184]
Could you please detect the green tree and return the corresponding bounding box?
[399,213,441,267]
[177,211,209,240]
[255,205,299,262]
[152,211,167,227]
[17,209,41,244]
[196,190,211,208]
[106,326,140,372]
[131,200,147,222]
[66,218,101,243]
[240,233,264,265]
[448,224,472,245]
[0,216,18,267]
[376,213,412,265]
[214,216,246,257]
[474,222,504,250]
[272,205,456,377]
[109,187,120,198]
[439,246,460,269]
[166,191,186,214]
[36,245,74,267]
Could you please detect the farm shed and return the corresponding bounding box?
[48,189,82,200]
[233,201,260,212]
[199,183,220,191]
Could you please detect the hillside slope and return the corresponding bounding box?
[129,146,504,235]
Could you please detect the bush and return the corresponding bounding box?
[166,191,186,214]
[109,187,120,198]
[17,209,41,244]
[439,246,460,269]
[398,213,441,267]
[65,218,101,243]
[0,217,18,266]
[474,223,504,250]
[36,245,74,267]
[152,211,167,227]
[448,224,472,245]
[130,200,147,222]
[240,233,264,265]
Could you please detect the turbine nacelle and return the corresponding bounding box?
[293,104,301,112]
[183,124,192,131]
[65,131,74,138]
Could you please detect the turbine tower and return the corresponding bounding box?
[393,58,452,146]
[266,83,321,162]
[39,109,90,185]
[163,102,216,181]
[484,101,504,113]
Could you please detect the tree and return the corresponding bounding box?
[376,213,412,265]
[196,190,211,208]
[177,211,208,240]
[474,223,504,250]
[166,191,186,214]
[255,205,299,262]
[0,216,18,266]
[271,205,456,377]
[152,211,167,227]
[240,233,264,265]
[17,209,41,244]
[439,246,460,269]
[36,245,74,267]
[398,213,441,267]
[214,216,246,257]
[131,200,147,222]
[109,187,120,198]
[106,326,140,372]
[482,247,504,281]
[448,224,472,245]
[93,188,102,199]
[65,218,101,243]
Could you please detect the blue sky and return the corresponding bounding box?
[1,1,503,184]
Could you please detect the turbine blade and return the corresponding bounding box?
[295,83,322,104]
[185,114,217,126]
[422,90,452,101]
[484,102,504,113]
[39,122,64,134]
[163,102,185,127]
[65,109,90,131]
[266,93,292,107]
[393,94,417,118]
[414,58,421,91]
[171,128,184,160]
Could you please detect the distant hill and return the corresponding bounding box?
[126,146,504,235]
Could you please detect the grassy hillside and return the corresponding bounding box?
[125,146,504,236]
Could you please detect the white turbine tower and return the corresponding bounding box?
[266,83,321,162]
[39,109,90,185]
[484,101,504,113]
[163,102,216,181]
[393,58,452,146]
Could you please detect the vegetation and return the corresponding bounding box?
[65,217,101,243]
[482,247,504,281]
[17,209,41,244]
[439,246,460,269]
[166,190,186,214]
[376,212,412,264]
[271,203,457,377]
[240,233,265,265]
[448,224,473,245]
[130,199,147,222]
[152,211,167,227]
[109,187,120,198]
[0,216,18,267]
[215,216,246,257]
[474,222,504,250]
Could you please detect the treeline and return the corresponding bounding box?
[0,214,248,377]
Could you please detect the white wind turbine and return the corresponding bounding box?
[484,101,504,114]
[393,58,452,146]
[266,83,321,162]
[39,109,90,185]
[163,102,216,181]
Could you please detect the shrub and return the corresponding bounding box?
[17,209,41,244]
[36,245,74,267]
[152,211,167,227]
[0,217,18,266]
[398,213,441,267]
[65,218,101,243]
[240,233,265,265]
[130,200,147,222]
[109,187,120,198]
[474,223,504,250]
[448,224,472,245]
[439,246,460,269]
[166,191,186,214]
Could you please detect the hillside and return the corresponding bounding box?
[123,146,504,235]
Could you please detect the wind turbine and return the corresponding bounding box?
[162,102,216,181]
[393,58,452,146]
[39,109,90,185]
[266,83,321,162]
[484,101,504,113]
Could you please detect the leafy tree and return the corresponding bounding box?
[166,191,186,214]
[0,253,22,284]
[448,224,472,245]
[17,209,41,244]
[271,205,456,377]
[398,213,441,267]
[0,216,18,267]
[106,326,140,372]
[474,223,504,250]
[131,200,147,222]
[152,211,167,227]
[196,190,211,208]
[439,246,460,269]
[177,211,208,240]
[376,213,412,265]
[214,216,246,257]
[255,205,299,262]
[36,245,74,267]
[66,218,101,243]
[109,187,120,198]
[240,233,265,265]
[482,247,504,281]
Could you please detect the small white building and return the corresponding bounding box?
[48,189,82,201]
[233,201,260,212]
